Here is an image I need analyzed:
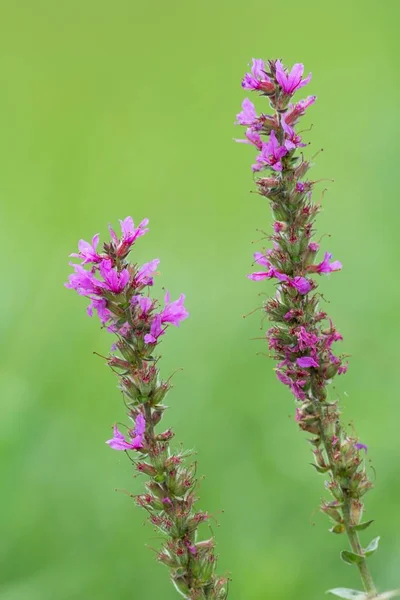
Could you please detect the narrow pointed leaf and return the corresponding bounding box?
[326,588,367,599]
[341,550,363,565]
[364,536,380,557]
[310,463,330,473]
[351,520,374,532]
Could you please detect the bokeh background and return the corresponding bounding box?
[1,1,399,598]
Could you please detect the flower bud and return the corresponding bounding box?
[294,160,311,178]
[119,376,141,402]
[157,550,177,568]
[298,415,320,435]
[151,409,164,426]
[197,553,216,584]
[145,480,165,500]
[195,538,215,551]
[151,381,170,405]
[313,448,329,469]
[320,501,343,523]
[326,480,344,502]
[137,462,157,477]
[108,356,131,371]
[213,577,229,599]
[350,500,363,525]
[322,361,340,379]
[116,340,137,362]
[156,428,174,441]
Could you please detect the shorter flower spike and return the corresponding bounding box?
[67,217,228,599]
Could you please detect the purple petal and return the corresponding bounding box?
[296,356,319,368]
[247,272,269,281]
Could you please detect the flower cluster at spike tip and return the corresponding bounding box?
[236,59,376,593]
[66,218,228,600]
[66,217,188,342]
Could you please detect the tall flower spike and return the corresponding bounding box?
[235,58,396,599]
[66,218,228,600]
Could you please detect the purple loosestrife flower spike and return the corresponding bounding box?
[235,57,385,597]
[66,218,228,600]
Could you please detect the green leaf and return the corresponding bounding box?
[364,536,380,557]
[330,523,346,534]
[326,588,367,599]
[341,550,363,565]
[351,520,374,532]
[373,589,400,599]
[310,463,330,473]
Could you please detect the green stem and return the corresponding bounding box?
[342,495,377,595]
[317,412,377,596]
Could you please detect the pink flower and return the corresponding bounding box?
[109,216,149,250]
[310,252,342,274]
[290,276,312,295]
[276,370,292,386]
[291,380,307,400]
[235,98,258,126]
[242,59,274,93]
[338,363,348,375]
[247,252,272,280]
[144,292,188,344]
[160,292,189,327]
[106,414,146,451]
[296,326,319,351]
[284,309,296,321]
[355,442,368,452]
[282,116,306,151]
[235,128,263,150]
[247,271,271,281]
[253,131,287,172]
[87,298,111,324]
[144,314,163,344]
[70,234,102,264]
[275,60,312,95]
[135,259,160,286]
[276,370,306,400]
[285,95,316,125]
[131,295,153,316]
[296,356,319,368]
[65,264,100,296]
[308,242,320,252]
[99,259,130,294]
[185,541,197,556]
[248,256,312,296]
[120,217,149,244]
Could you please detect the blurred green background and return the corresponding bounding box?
[1,1,399,598]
